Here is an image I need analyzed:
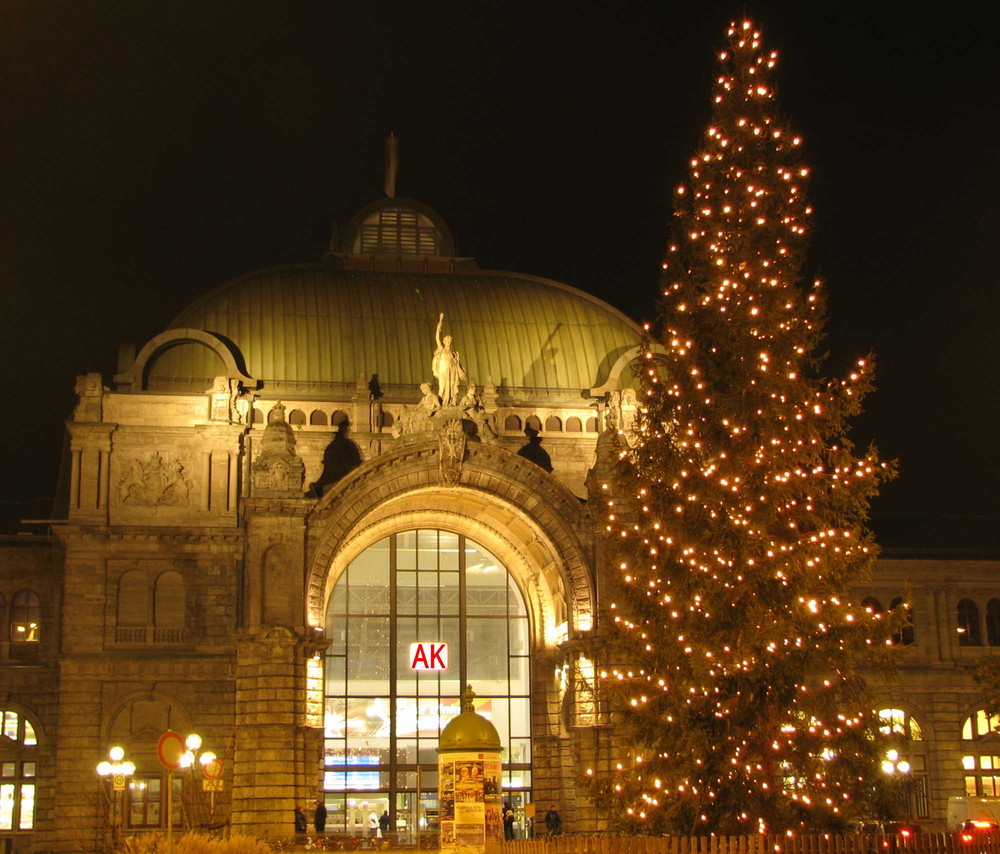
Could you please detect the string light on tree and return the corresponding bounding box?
[584,19,901,836]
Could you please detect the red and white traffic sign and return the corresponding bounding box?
[157,730,186,770]
[203,757,224,780]
[409,642,448,671]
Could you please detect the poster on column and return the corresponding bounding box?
[439,752,503,848]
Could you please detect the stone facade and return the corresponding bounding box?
[1,198,994,853]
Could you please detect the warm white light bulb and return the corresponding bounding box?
[109,746,125,762]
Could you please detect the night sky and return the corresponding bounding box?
[2,2,998,538]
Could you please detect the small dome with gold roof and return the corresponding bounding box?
[439,687,502,752]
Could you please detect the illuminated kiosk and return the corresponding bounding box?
[438,687,503,854]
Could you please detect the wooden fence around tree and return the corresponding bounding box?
[500,834,1000,854]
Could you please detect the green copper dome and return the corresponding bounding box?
[439,688,502,752]
[138,199,642,398]
[146,266,639,397]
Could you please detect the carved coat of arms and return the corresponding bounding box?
[119,453,192,507]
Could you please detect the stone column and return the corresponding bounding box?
[231,627,312,840]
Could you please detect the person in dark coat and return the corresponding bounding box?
[503,804,516,840]
[315,800,328,833]
[294,806,308,834]
[379,810,390,838]
[544,806,561,837]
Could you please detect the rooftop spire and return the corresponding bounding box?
[384,132,399,198]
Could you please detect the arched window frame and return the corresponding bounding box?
[876,706,928,818]
[0,707,40,833]
[861,596,883,614]
[890,596,915,646]
[987,599,1000,647]
[322,529,532,838]
[959,598,983,646]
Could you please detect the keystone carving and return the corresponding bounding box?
[438,419,466,485]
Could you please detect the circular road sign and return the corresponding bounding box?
[157,730,186,770]
[203,757,224,780]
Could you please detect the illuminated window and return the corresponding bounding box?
[959,598,982,646]
[9,591,40,643]
[877,708,922,741]
[876,707,927,817]
[324,530,531,840]
[962,709,1000,797]
[0,710,39,832]
[127,777,163,827]
[890,597,914,646]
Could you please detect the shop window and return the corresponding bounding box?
[959,598,982,646]
[0,709,39,833]
[890,597,914,646]
[987,599,1000,647]
[9,591,40,642]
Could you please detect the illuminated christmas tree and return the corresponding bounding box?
[589,21,898,835]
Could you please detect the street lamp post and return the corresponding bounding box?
[177,734,218,832]
[96,746,136,851]
[881,748,911,775]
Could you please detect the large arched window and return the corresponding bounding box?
[876,707,927,818]
[962,709,1000,796]
[959,598,982,646]
[0,709,38,833]
[324,530,531,841]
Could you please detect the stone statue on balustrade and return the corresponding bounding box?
[391,383,442,438]
[460,382,498,443]
[432,313,466,407]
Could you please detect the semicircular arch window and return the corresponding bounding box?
[0,708,38,831]
[324,530,531,838]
